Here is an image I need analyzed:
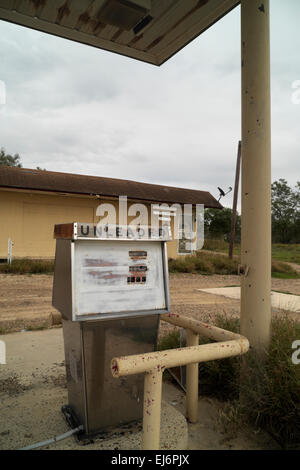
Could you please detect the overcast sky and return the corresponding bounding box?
[0,0,299,209]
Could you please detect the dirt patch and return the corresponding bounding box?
[0,375,29,396]
[45,374,67,388]
[160,273,300,336]
[0,273,56,333]
[0,272,299,333]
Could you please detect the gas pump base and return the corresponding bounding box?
[61,405,87,444]
[61,401,188,449]
[61,404,143,445]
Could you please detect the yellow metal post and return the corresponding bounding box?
[142,369,163,450]
[241,0,271,353]
[186,329,199,423]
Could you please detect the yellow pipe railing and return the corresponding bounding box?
[111,313,249,450]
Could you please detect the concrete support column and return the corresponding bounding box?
[241,0,271,353]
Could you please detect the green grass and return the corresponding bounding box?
[169,251,239,276]
[271,260,299,277]
[25,323,48,331]
[1,250,298,279]
[159,314,300,448]
[271,272,300,279]
[0,259,54,274]
[238,317,300,448]
[168,251,299,278]
[203,238,233,253]
[204,239,300,266]
[272,244,300,265]
[158,330,180,351]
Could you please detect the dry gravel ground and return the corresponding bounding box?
[0,272,298,450]
[0,272,299,333]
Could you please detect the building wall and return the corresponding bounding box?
[0,189,182,259]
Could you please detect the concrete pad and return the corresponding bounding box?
[0,328,187,450]
[198,287,300,313]
[0,390,187,450]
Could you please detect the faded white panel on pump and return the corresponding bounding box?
[72,240,166,319]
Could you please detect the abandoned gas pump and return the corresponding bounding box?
[52,222,170,439]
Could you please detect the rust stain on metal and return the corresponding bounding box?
[76,10,91,29]
[78,11,90,24]
[56,1,71,23]
[111,29,124,42]
[54,223,74,239]
[75,11,106,35]
[146,0,209,52]
[92,20,106,34]
[30,0,46,10]
[145,35,163,51]
[128,34,144,46]
[112,361,119,374]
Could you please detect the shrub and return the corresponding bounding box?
[0,259,54,274]
[203,239,232,252]
[197,314,241,399]
[272,260,295,274]
[239,317,300,448]
[159,314,300,448]
[157,330,180,351]
[168,252,239,275]
[168,252,299,278]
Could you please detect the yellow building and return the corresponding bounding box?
[0,166,221,260]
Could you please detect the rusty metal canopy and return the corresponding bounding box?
[0,0,239,65]
[0,165,222,208]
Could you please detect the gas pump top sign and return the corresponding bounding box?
[52,223,170,321]
[54,222,171,241]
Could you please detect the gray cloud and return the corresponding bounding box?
[0,0,299,210]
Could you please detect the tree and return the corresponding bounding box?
[0,147,22,167]
[0,149,46,171]
[272,179,300,243]
[205,207,241,242]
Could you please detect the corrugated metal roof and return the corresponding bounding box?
[0,0,239,65]
[0,165,222,208]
